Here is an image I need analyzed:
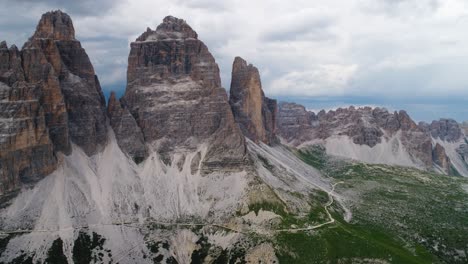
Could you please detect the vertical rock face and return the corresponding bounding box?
[23,10,108,155]
[277,102,318,143]
[433,143,451,173]
[0,42,57,195]
[123,16,245,167]
[229,57,277,145]
[107,92,147,162]
[0,10,108,195]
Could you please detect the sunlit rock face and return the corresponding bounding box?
[229,57,277,145]
[0,10,108,195]
[0,42,56,194]
[123,16,246,168]
[22,10,108,155]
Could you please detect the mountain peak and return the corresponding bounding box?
[136,15,198,41]
[33,10,75,41]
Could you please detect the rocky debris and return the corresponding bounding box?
[107,92,147,163]
[0,10,108,195]
[420,119,463,142]
[123,16,246,168]
[229,57,277,145]
[245,243,279,263]
[433,143,451,174]
[277,104,437,168]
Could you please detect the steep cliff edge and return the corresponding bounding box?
[23,10,108,156]
[229,57,277,145]
[122,16,246,169]
[0,10,108,195]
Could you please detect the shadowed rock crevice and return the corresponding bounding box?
[107,91,147,162]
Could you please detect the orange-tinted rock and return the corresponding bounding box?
[24,10,108,155]
[0,43,56,195]
[229,57,277,145]
[0,10,109,195]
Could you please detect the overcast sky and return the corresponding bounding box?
[1,0,467,121]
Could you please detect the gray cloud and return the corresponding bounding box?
[6,0,119,16]
[0,0,467,121]
[261,18,336,42]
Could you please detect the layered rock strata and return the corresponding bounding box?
[0,10,108,194]
[122,16,246,168]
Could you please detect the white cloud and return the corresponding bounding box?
[269,64,358,96]
[1,0,468,102]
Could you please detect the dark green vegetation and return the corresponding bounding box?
[45,238,68,264]
[72,231,108,264]
[281,146,468,263]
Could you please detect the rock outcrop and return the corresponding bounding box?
[432,143,451,173]
[23,10,108,155]
[229,57,277,145]
[419,119,463,142]
[122,16,245,168]
[107,91,147,163]
[276,104,437,169]
[277,102,317,143]
[0,10,108,195]
[0,43,57,194]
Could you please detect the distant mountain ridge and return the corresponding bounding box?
[277,102,468,176]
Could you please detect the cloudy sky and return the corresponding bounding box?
[1,0,467,122]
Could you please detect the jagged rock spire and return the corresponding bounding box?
[32,10,75,41]
[229,56,277,145]
[123,16,246,168]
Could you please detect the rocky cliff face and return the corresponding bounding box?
[122,16,245,168]
[419,119,463,142]
[32,11,108,155]
[0,10,108,195]
[277,102,318,143]
[0,43,57,194]
[107,91,147,162]
[432,143,451,173]
[277,103,443,170]
[229,57,277,145]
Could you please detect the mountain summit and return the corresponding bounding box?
[0,10,467,264]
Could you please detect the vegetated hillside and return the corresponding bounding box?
[279,146,468,264]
